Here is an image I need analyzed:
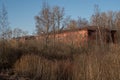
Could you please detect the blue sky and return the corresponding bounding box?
[0,0,120,34]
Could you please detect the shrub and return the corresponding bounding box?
[73,46,120,80]
[14,54,73,80]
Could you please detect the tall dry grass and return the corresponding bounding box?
[0,37,120,80]
[14,43,120,80]
[73,44,120,80]
[14,54,73,80]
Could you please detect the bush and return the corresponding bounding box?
[14,54,73,80]
[0,40,22,70]
[73,46,120,80]
[1,38,120,80]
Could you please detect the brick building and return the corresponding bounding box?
[14,26,117,45]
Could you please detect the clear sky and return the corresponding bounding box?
[0,0,120,34]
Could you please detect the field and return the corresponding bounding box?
[0,39,120,80]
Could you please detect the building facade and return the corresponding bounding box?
[14,26,117,45]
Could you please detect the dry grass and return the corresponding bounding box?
[14,44,120,80]
[0,39,120,80]
[73,45,120,80]
[14,54,73,80]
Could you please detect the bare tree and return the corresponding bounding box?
[115,12,120,41]
[35,3,51,34]
[65,17,89,29]
[35,3,67,47]
[52,6,64,31]
[77,17,89,28]
[99,12,108,28]
[106,11,116,29]
[90,5,119,45]
[0,4,11,40]
[91,6,117,29]
[12,28,28,38]
[115,11,120,29]
[60,16,71,30]
[90,5,101,27]
[0,4,11,65]
[67,19,77,29]
[90,5,103,46]
[35,4,65,33]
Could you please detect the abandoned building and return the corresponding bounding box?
[14,26,117,45]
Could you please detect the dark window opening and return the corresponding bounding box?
[106,31,116,43]
[88,30,96,40]
[106,35,111,43]
[111,31,116,43]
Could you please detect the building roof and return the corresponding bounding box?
[81,26,117,31]
[13,26,117,40]
[54,26,117,34]
[38,26,117,36]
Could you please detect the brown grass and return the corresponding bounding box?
[0,39,120,80]
[13,43,120,80]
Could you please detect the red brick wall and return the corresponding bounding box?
[53,30,88,45]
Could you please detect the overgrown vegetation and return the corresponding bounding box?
[0,39,120,80]
[0,2,120,80]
